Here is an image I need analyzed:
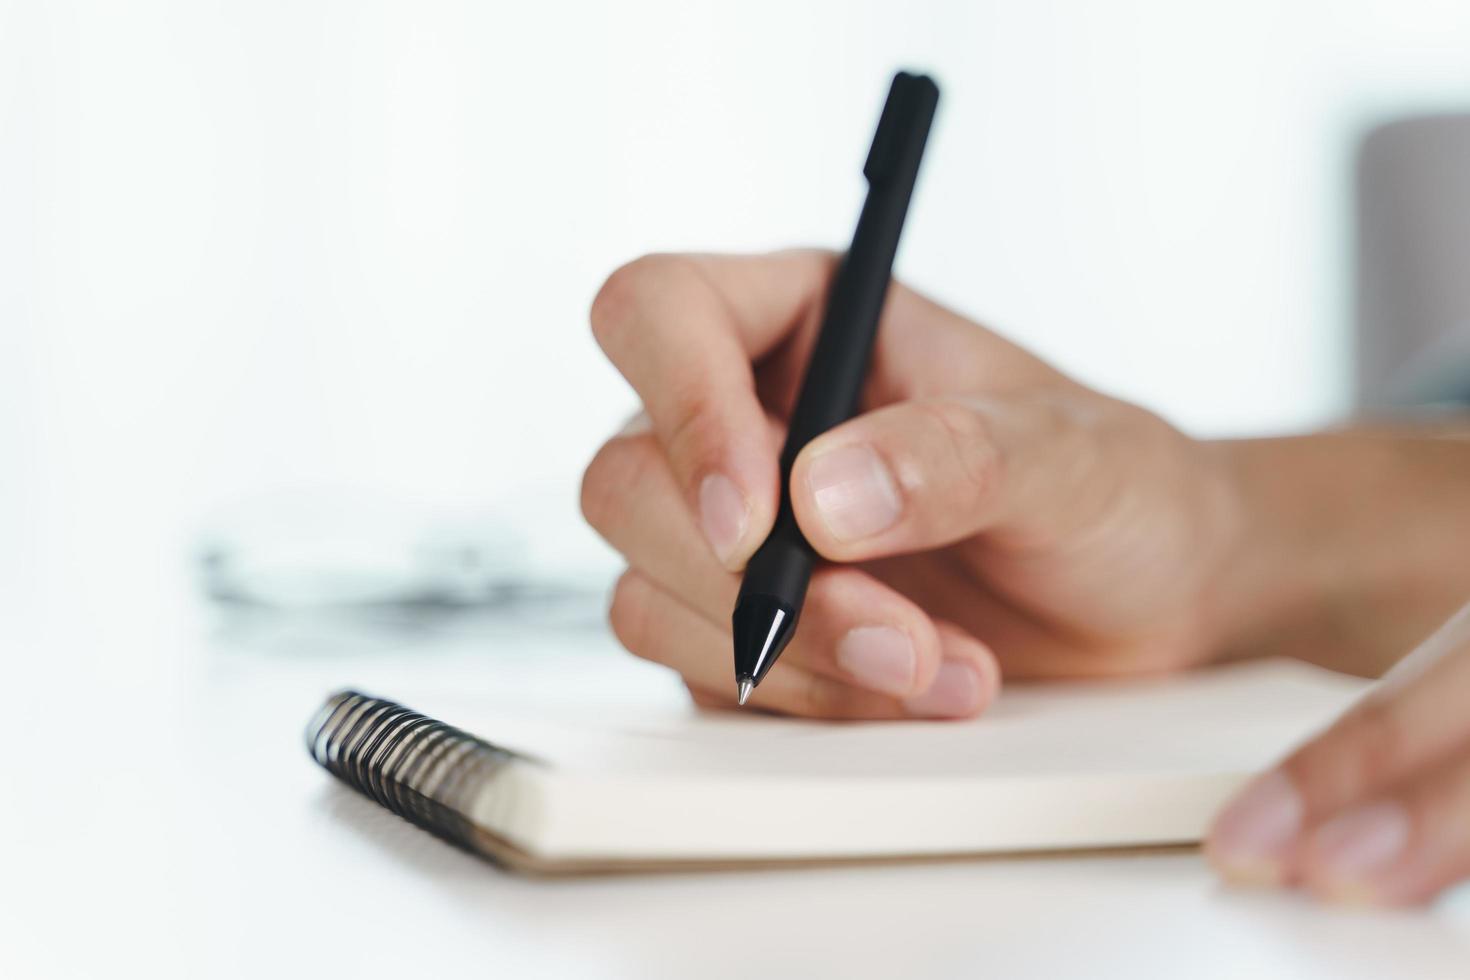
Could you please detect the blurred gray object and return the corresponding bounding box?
[199,491,525,609]
[197,490,608,648]
[1356,112,1470,409]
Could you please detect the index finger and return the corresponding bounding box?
[589,250,835,568]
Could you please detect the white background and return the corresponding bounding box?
[6,0,1470,609]
[5,4,1470,975]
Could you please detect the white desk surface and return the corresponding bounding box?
[5,569,1470,980]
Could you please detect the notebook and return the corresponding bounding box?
[305,659,1366,875]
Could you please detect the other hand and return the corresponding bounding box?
[1208,602,1470,905]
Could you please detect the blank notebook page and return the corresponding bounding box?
[366,659,1366,864]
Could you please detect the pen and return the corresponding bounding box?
[732,71,939,705]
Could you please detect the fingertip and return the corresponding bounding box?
[903,624,997,720]
[908,615,953,697]
[695,470,784,572]
[790,432,905,562]
[944,621,1003,712]
[1203,770,1303,888]
[693,420,783,570]
[809,568,943,698]
[606,567,651,653]
[969,637,1004,713]
[833,624,927,698]
[1297,800,1413,905]
[697,471,752,567]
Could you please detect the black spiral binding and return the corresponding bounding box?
[305,691,517,853]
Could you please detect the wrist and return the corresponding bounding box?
[1201,427,1470,676]
[1196,436,1324,667]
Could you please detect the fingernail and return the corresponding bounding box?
[1207,771,1303,886]
[807,444,902,542]
[835,626,917,696]
[698,473,748,564]
[1308,802,1410,897]
[904,660,983,718]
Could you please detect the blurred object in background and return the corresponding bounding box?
[197,488,610,656]
[1356,113,1470,410]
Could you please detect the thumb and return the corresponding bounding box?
[788,392,1119,562]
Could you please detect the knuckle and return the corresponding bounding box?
[579,437,646,536]
[913,399,1001,503]
[663,384,727,477]
[607,570,650,653]
[588,253,689,352]
[588,267,634,350]
[578,441,618,533]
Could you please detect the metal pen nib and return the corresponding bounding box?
[737,678,754,706]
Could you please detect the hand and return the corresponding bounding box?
[581,251,1243,718]
[1207,602,1470,906]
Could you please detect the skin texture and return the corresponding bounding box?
[580,249,1470,904]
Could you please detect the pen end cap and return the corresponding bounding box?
[863,70,940,184]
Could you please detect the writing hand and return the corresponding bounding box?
[582,251,1240,717]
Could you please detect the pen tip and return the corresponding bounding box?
[737,678,754,706]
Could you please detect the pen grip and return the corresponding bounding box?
[738,507,814,605]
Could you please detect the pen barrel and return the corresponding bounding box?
[779,78,937,467]
[779,226,897,463]
[737,510,814,608]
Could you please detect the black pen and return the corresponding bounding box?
[733,71,940,704]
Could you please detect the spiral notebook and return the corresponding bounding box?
[305,659,1365,875]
